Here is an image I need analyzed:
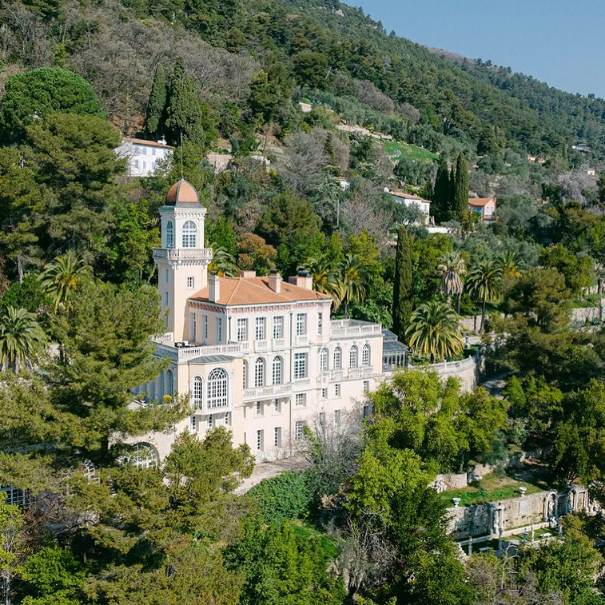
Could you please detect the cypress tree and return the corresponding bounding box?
[392,226,414,341]
[144,64,167,137]
[452,153,469,221]
[432,155,451,223]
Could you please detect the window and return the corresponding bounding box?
[187,276,195,289]
[225,412,232,426]
[363,404,371,419]
[207,414,214,429]
[255,317,266,341]
[273,316,284,339]
[236,318,248,342]
[319,412,326,427]
[272,356,284,385]
[190,312,197,341]
[333,347,342,370]
[203,315,208,341]
[294,353,308,379]
[295,420,306,441]
[255,401,264,417]
[318,313,323,335]
[207,368,228,409]
[274,427,282,448]
[334,410,341,426]
[362,344,371,366]
[165,370,174,396]
[164,291,168,305]
[256,429,264,451]
[295,393,306,407]
[319,348,329,372]
[363,380,370,394]
[182,220,197,248]
[349,345,359,368]
[165,269,169,283]
[296,313,307,336]
[254,358,265,387]
[334,384,341,397]
[190,415,197,432]
[273,400,282,414]
[123,443,159,470]
[242,361,248,389]
[166,221,174,248]
[216,318,223,342]
[321,387,328,399]
[193,376,203,408]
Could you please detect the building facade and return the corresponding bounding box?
[115,137,174,177]
[468,197,496,222]
[130,180,403,463]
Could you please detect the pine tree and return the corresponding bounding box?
[392,227,413,341]
[144,64,167,137]
[452,153,469,221]
[432,156,451,223]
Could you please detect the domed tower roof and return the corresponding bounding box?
[165,179,200,206]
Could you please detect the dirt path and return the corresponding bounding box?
[234,454,311,495]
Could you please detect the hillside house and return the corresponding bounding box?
[115,137,173,177]
[388,189,431,225]
[468,197,496,223]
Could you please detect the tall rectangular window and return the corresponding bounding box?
[334,384,341,397]
[186,276,195,289]
[295,393,306,407]
[236,318,248,342]
[203,315,208,341]
[207,414,214,429]
[224,412,232,426]
[296,313,307,336]
[256,429,264,451]
[216,318,223,343]
[255,317,266,341]
[318,313,323,335]
[295,420,306,441]
[319,412,326,427]
[255,401,264,417]
[164,292,168,305]
[274,426,282,448]
[273,316,284,339]
[273,400,282,414]
[190,313,197,341]
[334,409,341,426]
[363,380,370,394]
[190,416,197,432]
[294,353,308,379]
[321,387,328,399]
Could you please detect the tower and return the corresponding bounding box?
[153,179,212,341]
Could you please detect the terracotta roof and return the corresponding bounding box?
[191,276,331,306]
[124,137,174,149]
[468,197,496,207]
[165,179,199,205]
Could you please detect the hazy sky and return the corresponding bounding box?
[346,0,605,98]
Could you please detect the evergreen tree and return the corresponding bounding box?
[392,227,413,341]
[432,156,451,223]
[452,153,469,221]
[144,64,167,137]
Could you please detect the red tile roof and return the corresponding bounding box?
[191,276,331,306]
[468,197,496,207]
[165,179,199,205]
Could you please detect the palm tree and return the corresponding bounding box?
[498,250,522,282]
[0,306,46,372]
[335,253,366,319]
[438,251,466,312]
[306,254,338,296]
[405,300,464,363]
[466,258,503,333]
[41,251,90,312]
[209,244,239,277]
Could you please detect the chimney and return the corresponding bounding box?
[268,269,282,294]
[240,270,256,278]
[209,272,220,302]
[288,268,313,291]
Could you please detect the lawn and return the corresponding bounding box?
[384,140,438,163]
[441,472,546,507]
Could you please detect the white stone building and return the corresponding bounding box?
[115,137,174,177]
[130,180,406,463]
[388,189,431,225]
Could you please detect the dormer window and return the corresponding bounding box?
[182,220,197,248]
[166,221,174,248]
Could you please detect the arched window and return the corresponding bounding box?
[243,361,248,389]
[272,356,284,385]
[255,358,265,387]
[121,443,159,469]
[319,348,329,372]
[207,368,229,409]
[193,376,203,408]
[333,346,342,370]
[166,220,174,248]
[182,220,197,248]
[362,344,371,367]
[165,369,174,396]
[349,345,359,368]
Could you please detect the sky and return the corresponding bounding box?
[345,0,605,98]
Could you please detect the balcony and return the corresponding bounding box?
[254,340,269,353]
[243,383,291,401]
[330,319,382,339]
[348,366,374,380]
[156,341,243,362]
[153,249,213,262]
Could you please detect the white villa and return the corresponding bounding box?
[130,180,407,464]
[115,137,174,177]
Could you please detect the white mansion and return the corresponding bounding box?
[131,180,407,463]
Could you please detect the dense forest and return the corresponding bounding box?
[3,0,605,604]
